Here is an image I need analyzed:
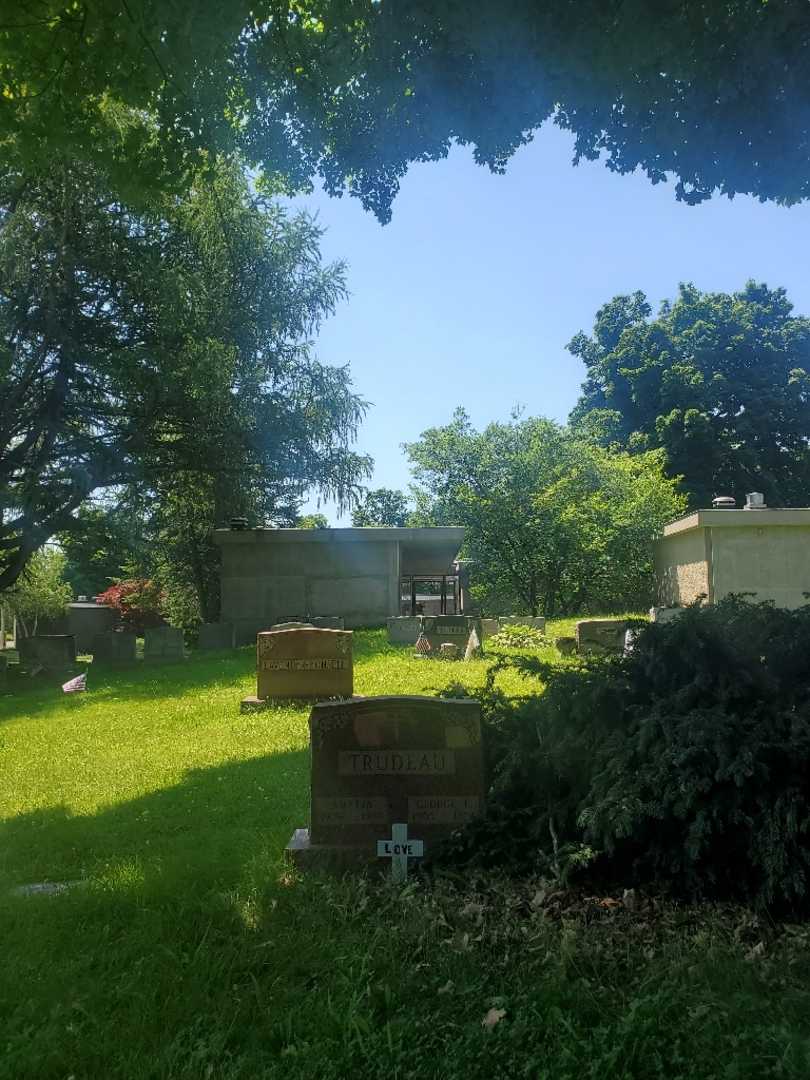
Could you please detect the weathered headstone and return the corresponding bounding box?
[143,626,185,662]
[286,695,484,865]
[198,622,236,650]
[386,616,424,645]
[91,631,137,664]
[418,615,482,654]
[439,642,460,660]
[555,636,577,656]
[17,635,76,671]
[241,627,353,709]
[649,606,683,625]
[499,615,547,632]
[271,621,315,631]
[480,618,500,638]
[575,618,630,655]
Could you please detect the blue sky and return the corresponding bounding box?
[295,124,810,524]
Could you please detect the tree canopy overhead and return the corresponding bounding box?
[4,2,810,219]
[569,281,810,508]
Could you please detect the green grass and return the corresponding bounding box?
[1,626,809,1079]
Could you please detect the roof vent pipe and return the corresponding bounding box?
[744,492,767,510]
[712,496,737,509]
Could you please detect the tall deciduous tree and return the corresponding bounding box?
[351,488,409,528]
[568,282,810,508]
[2,3,810,219]
[406,410,684,616]
[0,160,371,603]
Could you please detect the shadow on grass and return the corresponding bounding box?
[0,647,258,724]
[0,746,309,894]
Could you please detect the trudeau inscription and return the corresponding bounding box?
[338,749,455,776]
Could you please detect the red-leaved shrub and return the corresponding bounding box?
[96,579,165,635]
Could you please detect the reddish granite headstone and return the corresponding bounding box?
[287,695,484,863]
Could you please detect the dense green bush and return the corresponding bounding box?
[441,598,810,911]
[487,624,547,650]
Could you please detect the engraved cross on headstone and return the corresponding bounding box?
[376,822,424,883]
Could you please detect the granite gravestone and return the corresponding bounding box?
[17,635,76,671]
[418,615,482,654]
[387,616,423,645]
[480,618,501,639]
[286,695,484,864]
[575,618,630,655]
[243,627,353,708]
[92,631,136,664]
[143,626,185,662]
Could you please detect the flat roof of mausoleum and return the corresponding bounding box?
[663,508,810,537]
[214,526,465,575]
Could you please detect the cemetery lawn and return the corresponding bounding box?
[2,628,809,1079]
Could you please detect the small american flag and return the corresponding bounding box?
[62,673,87,694]
[414,632,432,656]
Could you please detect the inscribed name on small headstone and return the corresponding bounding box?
[256,627,353,700]
[306,695,484,849]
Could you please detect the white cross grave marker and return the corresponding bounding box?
[376,822,424,883]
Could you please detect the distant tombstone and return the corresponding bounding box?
[418,615,482,655]
[198,622,236,650]
[310,616,345,630]
[241,627,353,710]
[386,616,423,645]
[286,695,484,865]
[439,643,460,660]
[17,635,76,671]
[649,606,683,625]
[92,631,137,664]
[499,615,547,632]
[555,636,577,656]
[143,626,185,662]
[66,603,117,653]
[480,618,500,639]
[575,618,630,655]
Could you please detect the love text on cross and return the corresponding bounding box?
[376,823,424,883]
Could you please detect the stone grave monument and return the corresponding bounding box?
[17,634,77,672]
[417,615,482,656]
[286,695,484,866]
[92,631,137,664]
[480,618,500,639]
[241,627,353,710]
[143,626,185,662]
[386,616,424,645]
[575,618,630,655]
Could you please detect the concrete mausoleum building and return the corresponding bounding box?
[215,526,467,644]
[655,500,810,610]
